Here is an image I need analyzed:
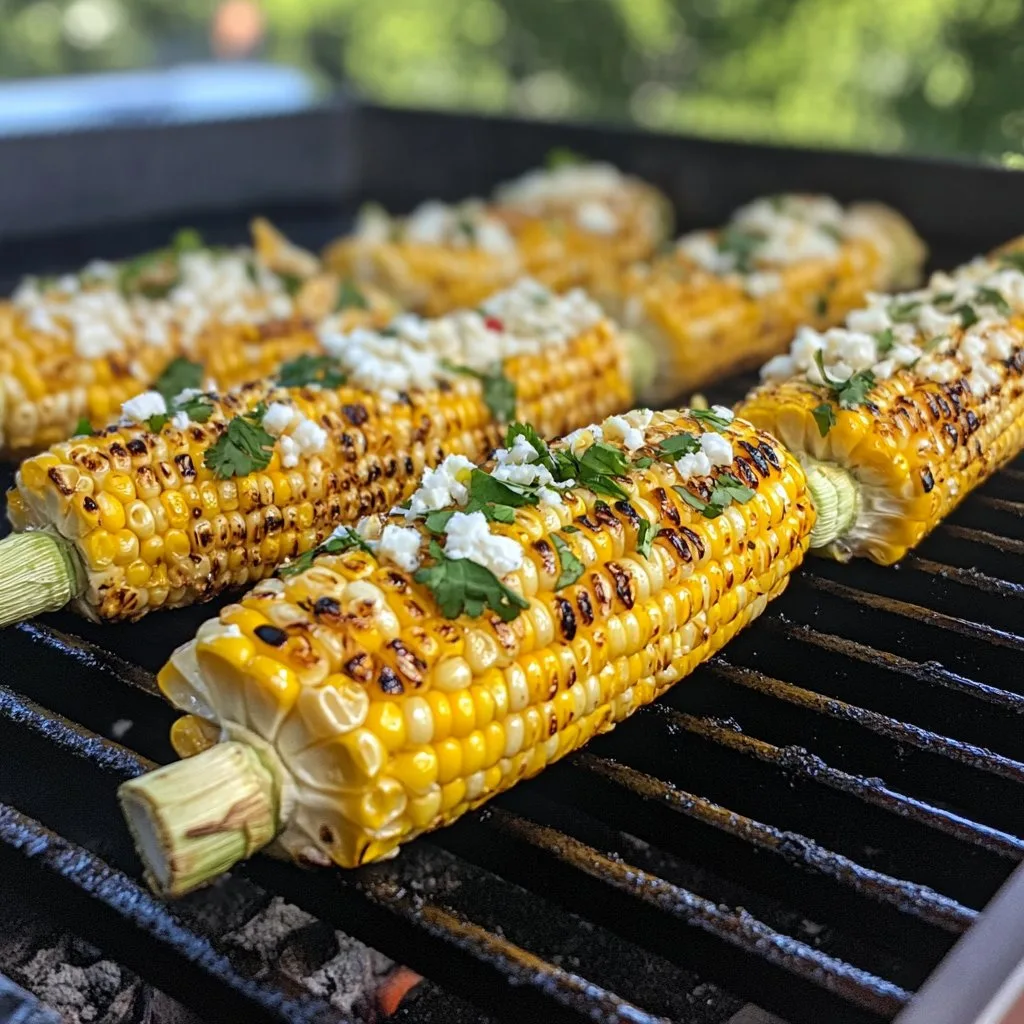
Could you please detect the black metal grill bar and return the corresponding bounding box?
[436,805,910,1024]
[0,803,342,1024]
[708,660,1024,786]
[568,753,976,935]
[755,617,1024,714]
[902,555,1024,601]
[0,685,672,1024]
[795,575,1024,650]
[647,705,1024,861]
[936,523,1024,555]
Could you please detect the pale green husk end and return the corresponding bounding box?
[0,531,85,628]
[804,459,861,556]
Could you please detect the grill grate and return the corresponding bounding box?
[1,448,1021,1023]
[2,103,1024,1023]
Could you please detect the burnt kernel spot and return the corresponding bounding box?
[47,467,75,496]
[921,467,935,493]
[82,496,98,513]
[735,459,759,489]
[319,825,335,845]
[533,539,557,577]
[924,392,942,420]
[314,596,340,617]
[935,395,952,418]
[739,441,770,477]
[264,509,283,534]
[174,454,197,480]
[436,379,452,393]
[1008,349,1024,373]
[592,574,613,614]
[379,667,404,695]
[386,639,427,684]
[680,526,706,560]
[191,506,202,519]
[254,624,288,647]
[613,500,641,527]
[758,443,780,471]
[190,427,208,443]
[342,403,369,426]
[127,438,148,456]
[577,515,601,533]
[344,653,374,683]
[405,456,415,475]
[863,401,881,416]
[943,423,960,448]
[398,390,415,405]
[661,527,692,563]
[652,487,681,526]
[576,590,594,626]
[384,457,398,479]
[965,410,980,433]
[384,571,408,593]
[555,597,577,641]
[947,388,963,413]
[606,562,636,609]
[108,443,128,458]
[367,462,382,483]
[548,715,559,737]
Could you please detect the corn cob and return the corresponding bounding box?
[322,162,672,317]
[118,405,814,896]
[0,220,396,458]
[608,195,926,405]
[737,240,1024,564]
[0,281,632,627]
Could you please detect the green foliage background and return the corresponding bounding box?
[3,0,1024,162]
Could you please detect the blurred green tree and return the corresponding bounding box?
[1,0,1023,163]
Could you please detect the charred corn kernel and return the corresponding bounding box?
[131,408,813,890]
[739,239,1024,565]
[606,195,926,404]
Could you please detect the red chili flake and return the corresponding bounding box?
[484,316,504,332]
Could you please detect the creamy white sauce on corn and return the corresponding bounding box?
[317,278,604,403]
[760,255,1024,400]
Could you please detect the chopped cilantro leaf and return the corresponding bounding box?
[636,518,659,558]
[575,442,631,499]
[145,413,169,433]
[874,327,895,355]
[953,304,978,328]
[442,361,517,422]
[153,358,203,404]
[552,534,585,589]
[467,469,539,509]
[71,417,93,437]
[716,226,764,274]
[674,485,723,519]
[278,272,304,296]
[414,541,529,622]
[632,456,654,469]
[563,524,580,533]
[710,473,756,507]
[279,529,371,578]
[657,432,701,458]
[813,351,875,409]
[691,407,733,431]
[171,228,204,254]
[176,394,214,423]
[505,422,551,464]
[335,279,369,311]
[888,300,921,323]
[932,291,955,308]
[277,354,346,390]
[204,404,276,479]
[819,223,844,243]
[975,287,1012,317]
[546,147,586,169]
[812,402,837,438]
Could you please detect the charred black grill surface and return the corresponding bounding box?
[2,103,1024,1024]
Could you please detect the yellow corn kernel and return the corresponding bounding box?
[141,536,165,565]
[390,747,439,795]
[94,491,126,532]
[435,737,462,785]
[365,700,406,752]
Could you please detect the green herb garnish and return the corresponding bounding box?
[632,456,654,469]
[953,304,978,328]
[414,540,529,622]
[975,287,1012,317]
[674,472,755,520]
[691,407,734,431]
[71,417,93,437]
[999,251,1024,272]
[145,413,169,433]
[278,272,304,297]
[546,147,586,169]
[717,226,764,274]
[335,279,369,311]
[277,354,346,390]
[443,361,517,422]
[874,327,895,355]
[813,351,876,409]
[279,529,372,578]
[576,442,631,500]
[204,403,276,479]
[563,524,580,533]
[153,358,203,404]
[812,402,837,438]
[552,534,585,589]
[636,518,659,558]
[888,300,921,324]
[656,432,701,458]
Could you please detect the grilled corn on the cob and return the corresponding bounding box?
[610,195,926,405]
[119,405,814,896]
[322,162,672,317]
[0,220,396,458]
[737,241,1024,564]
[0,281,632,626]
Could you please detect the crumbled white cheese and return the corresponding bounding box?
[377,525,423,573]
[563,424,603,456]
[443,511,524,577]
[675,452,712,480]
[601,415,645,451]
[262,402,296,437]
[760,354,796,382]
[121,390,167,423]
[292,417,327,457]
[744,271,783,298]
[403,454,476,519]
[278,435,301,469]
[171,411,191,430]
[495,162,626,208]
[700,432,734,466]
[710,405,734,423]
[575,200,619,235]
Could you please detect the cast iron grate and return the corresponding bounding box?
[1,440,1021,1023]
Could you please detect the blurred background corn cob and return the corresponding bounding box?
[0,219,396,458]
[606,195,927,406]
[322,160,672,317]
[119,405,814,896]
[0,280,631,626]
[738,237,1024,564]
